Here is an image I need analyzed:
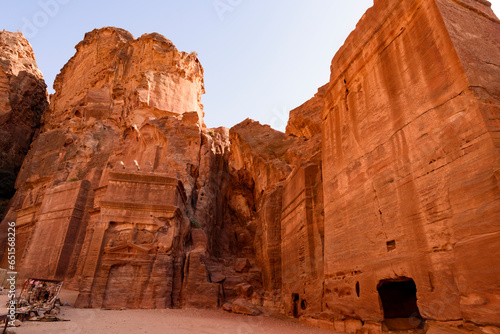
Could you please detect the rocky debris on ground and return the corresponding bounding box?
[224,298,261,316]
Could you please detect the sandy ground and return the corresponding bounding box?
[0,289,341,334]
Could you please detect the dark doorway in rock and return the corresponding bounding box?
[377,278,423,330]
[292,293,299,318]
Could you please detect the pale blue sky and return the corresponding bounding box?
[1,1,499,131]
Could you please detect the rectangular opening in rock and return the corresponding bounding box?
[386,240,396,252]
[292,293,299,318]
[377,278,423,330]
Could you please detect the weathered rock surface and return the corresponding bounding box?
[227,116,324,315]
[220,0,499,330]
[44,27,205,129]
[0,31,48,204]
[1,0,499,331]
[286,84,327,139]
[321,0,500,328]
[234,258,251,273]
[281,162,324,318]
[228,298,261,316]
[0,27,230,310]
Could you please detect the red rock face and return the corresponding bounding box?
[227,120,292,302]
[281,162,324,319]
[321,0,499,328]
[45,27,205,129]
[227,116,324,314]
[0,28,228,310]
[18,180,90,280]
[0,0,498,330]
[75,171,189,309]
[226,0,499,330]
[286,84,327,139]
[0,31,48,206]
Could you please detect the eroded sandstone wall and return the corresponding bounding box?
[20,180,90,280]
[0,1,497,329]
[0,27,230,310]
[44,28,205,129]
[0,31,48,211]
[286,84,327,139]
[226,111,324,313]
[281,161,324,318]
[321,0,499,327]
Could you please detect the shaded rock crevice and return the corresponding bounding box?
[0,31,48,212]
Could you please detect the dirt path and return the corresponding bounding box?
[1,290,341,334]
[14,307,340,334]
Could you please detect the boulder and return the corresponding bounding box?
[234,258,251,273]
[230,298,261,316]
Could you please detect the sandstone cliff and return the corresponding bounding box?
[0,31,48,214]
[286,84,327,139]
[320,0,500,331]
[0,27,233,310]
[0,0,499,332]
[226,116,324,314]
[222,0,500,332]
